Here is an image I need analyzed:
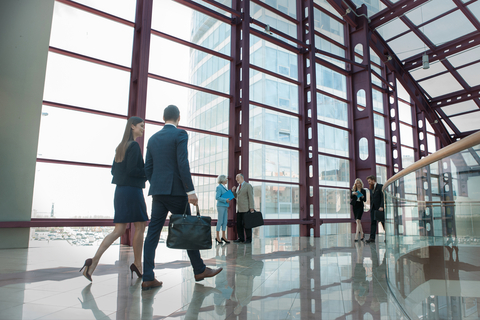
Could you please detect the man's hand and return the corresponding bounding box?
[226,199,230,203]
[188,193,198,206]
[232,186,236,192]
[379,207,384,211]
[250,209,254,213]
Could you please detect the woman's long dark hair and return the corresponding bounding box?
[115,116,144,163]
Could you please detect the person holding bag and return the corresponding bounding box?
[232,173,255,244]
[215,175,231,245]
[142,105,222,290]
[80,117,148,282]
[351,178,366,242]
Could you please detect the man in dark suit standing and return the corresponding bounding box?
[142,105,222,290]
[365,175,385,243]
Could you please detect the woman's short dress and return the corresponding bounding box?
[113,186,148,223]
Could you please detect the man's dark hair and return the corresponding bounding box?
[366,175,376,182]
[164,105,180,122]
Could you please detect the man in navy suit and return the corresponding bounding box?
[365,175,385,243]
[142,105,222,290]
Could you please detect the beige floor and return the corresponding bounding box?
[0,233,406,320]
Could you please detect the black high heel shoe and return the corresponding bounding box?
[215,238,222,245]
[221,238,230,244]
[130,263,142,279]
[80,259,93,282]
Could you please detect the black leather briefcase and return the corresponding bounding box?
[243,210,264,229]
[167,204,212,250]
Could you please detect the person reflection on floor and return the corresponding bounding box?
[77,284,109,320]
[370,244,387,313]
[214,243,234,316]
[353,241,369,306]
[232,244,264,316]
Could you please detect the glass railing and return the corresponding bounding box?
[383,131,480,320]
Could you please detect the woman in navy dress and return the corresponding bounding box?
[80,117,148,281]
[351,178,366,242]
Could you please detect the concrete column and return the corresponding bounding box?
[0,0,54,248]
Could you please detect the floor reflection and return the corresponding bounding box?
[0,235,407,319]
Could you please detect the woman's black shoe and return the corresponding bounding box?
[221,238,230,244]
[215,238,222,245]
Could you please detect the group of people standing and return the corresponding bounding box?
[351,175,385,243]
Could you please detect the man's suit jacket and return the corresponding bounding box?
[370,183,384,211]
[145,125,194,196]
[232,182,254,213]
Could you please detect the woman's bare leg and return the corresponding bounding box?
[89,223,127,275]
[132,221,146,270]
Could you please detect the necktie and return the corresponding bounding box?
[238,184,241,191]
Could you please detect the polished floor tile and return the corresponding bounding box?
[0,235,410,319]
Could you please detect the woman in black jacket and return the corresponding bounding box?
[80,117,148,281]
[351,178,366,242]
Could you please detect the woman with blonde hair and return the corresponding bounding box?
[80,116,148,281]
[215,174,231,244]
[351,178,366,242]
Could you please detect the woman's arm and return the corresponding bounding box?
[215,185,227,203]
[126,142,146,177]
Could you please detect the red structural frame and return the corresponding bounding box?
[1,0,450,244]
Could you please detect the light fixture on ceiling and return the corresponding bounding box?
[422,53,430,69]
[264,24,272,35]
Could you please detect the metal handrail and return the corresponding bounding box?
[383,130,480,192]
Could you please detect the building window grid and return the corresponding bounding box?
[30,0,439,228]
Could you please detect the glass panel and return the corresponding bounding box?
[152,0,231,54]
[376,165,387,184]
[250,69,299,113]
[376,18,409,40]
[441,100,479,116]
[442,119,456,135]
[317,93,348,128]
[143,123,228,176]
[43,52,130,115]
[426,120,435,133]
[319,155,350,187]
[447,45,480,67]
[315,36,346,69]
[73,0,136,21]
[418,72,464,98]
[50,2,134,66]
[410,60,447,80]
[457,62,480,87]
[146,79,230,133]
[372,89,384,113]
[401,147,415,167]
[250,105,299,148]
[251,182,300,219]
[375,139,386,165]
[37,106,126,165]
[250,35,298,81]
[371,64,383,88]
[30,226,117,246]
[374,114,385,138]
[319,187,350,219]
[467,1,480,21]
[314,0,343,19]
[190,0,233,16]
[257,0,296,18]
[387,32,427,61]
[32,163,116,218]
[251,2,297,45]
[318,124,349,157]
[398,101,412,124]
[400,123,414,147]
[313,8,344,45]
[149,36,229,93]
[359,137,369,160]
[370,48,381,66]
[405,0,456,25]
[421,11,476,46]
[249,142,299,183]
[396,82,411,102]
[449,112,480,133]
[316,64,347,99]
[192,176,219,218]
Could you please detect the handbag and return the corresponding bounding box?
[166,204,212,250]
[374,209,384,221]
[243,210,264,229]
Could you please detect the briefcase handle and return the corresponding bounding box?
[183,203,201,216]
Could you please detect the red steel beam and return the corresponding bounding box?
[57,0,135,26]
[172,0,233,24]
[250,0,299,25]
[430,84,480,108]
[369,0,430,29]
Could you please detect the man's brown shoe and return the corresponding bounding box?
[194,267,223,282]
[142,279,163,290]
